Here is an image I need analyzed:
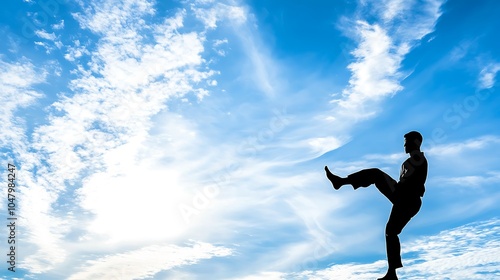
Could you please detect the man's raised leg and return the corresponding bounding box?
[325,167,397,202]
[346,168,397,203]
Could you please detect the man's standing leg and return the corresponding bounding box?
[380,200,422,279]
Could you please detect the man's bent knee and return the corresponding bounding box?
[366,168,382,174]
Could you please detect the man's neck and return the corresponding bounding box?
[409,150,422,156]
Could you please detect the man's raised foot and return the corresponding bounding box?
[324,166,343,190]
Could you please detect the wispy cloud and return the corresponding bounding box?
[4,0,497,278]
[333,0,445,119]
[191,1,247,29]
[52,20,65,30]
[194,1,281,98]
[67,242,232,279]
[335,20,404,114]
[241,218,500,279]
[0,59,46,156]
[35,29,57,41]
[400,218,500,279]
[426,135,500,157]
[478,62,500,89]
[380,0,411,22]
[433,171,500,187]
[17,0,224,273]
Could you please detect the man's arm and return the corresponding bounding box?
[398,152,428,197]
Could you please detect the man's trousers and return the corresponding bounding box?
[347,168,422,269]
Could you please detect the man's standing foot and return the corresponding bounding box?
[324,166,343,190]
[377,269,398,280]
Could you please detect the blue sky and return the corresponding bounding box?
[1,0,500,279]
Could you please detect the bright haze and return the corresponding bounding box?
[1,0,499,279]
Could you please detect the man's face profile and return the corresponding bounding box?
[404,137,419,154]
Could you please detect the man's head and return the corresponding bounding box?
[404,131,423,153]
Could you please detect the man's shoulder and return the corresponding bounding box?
[409,151,427,166]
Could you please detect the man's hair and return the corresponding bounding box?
[404,131,423,147]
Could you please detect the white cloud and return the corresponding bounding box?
[381,0,412,22]
[306,136,344,156]
[275,0,445,166]
[35,41,54,53]
[478,62,500,89]
[77,169,186,241]
[426,135,500,157]
[5,0,485,279]
[433,171,500,187]
[333,0,445,120]
[17,0,222,273]
[68,242,232,280]
[288,261,387,280]
[235,272,287,280]
[238,218,500,279]
[0,59,46,171]
[191,1,284,99]
[192,2,247,29]
[362,152,406,164]
[213,38,229,56]
[64,40,90,61]
[214,38,228,46]
[447,40,473,63]
[400,218,500,279]
[0,59,46,90]
[336,21,403,114]
[52,20,65,30]
[35,29,57,40]
[72,0,155,35]
[398,0,444,42]
[233,22,279,97]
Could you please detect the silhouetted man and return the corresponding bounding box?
[325,131,428,280]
